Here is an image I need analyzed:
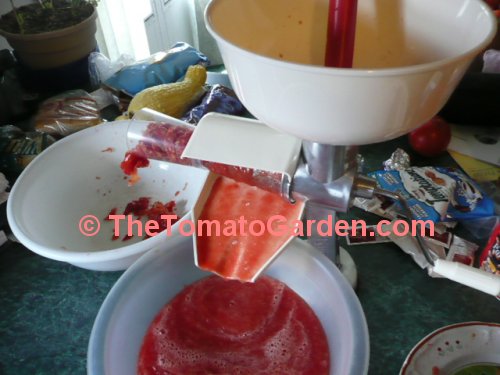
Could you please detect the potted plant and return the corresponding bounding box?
[0,0,98,70]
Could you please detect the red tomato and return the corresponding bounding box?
[408,116,451,157]
[484,0,499,10]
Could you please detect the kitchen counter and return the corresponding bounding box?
[0,135,499,375]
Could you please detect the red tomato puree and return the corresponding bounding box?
[138,275,330,374]
[196,176,304,282]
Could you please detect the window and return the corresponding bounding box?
[96,0,221,64]
[96,0,152,61]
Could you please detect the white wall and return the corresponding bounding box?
[145,0,222,64]
[145,0,194,55]
[0,0,33,51]
[96,0,152,61]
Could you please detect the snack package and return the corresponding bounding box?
[346,222,454,248]
[434,167,496,220]
[460,215,499,245]
[354,195,403,221]
[369,167,456,222]
[346,225,392,246]
[181,84,245,125]
[367,167,495,222]
[380,221,478,277]
[0,172,8,204]
[0,125,56,177]
[103,42,209,97]
[381,221,446,275]
[479,224,500,275]
[446,235,478,266]
[34,90,103,137]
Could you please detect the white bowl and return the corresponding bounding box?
[87,236,369,375]
[205,0,497,145]
[7,121,209,271]
[400,322,500,374]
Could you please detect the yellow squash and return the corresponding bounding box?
[127,64,207,118]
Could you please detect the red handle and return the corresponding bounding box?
[325,0,358,68]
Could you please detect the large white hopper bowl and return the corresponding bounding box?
[205,0,497,145]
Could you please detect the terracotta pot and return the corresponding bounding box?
[0,9,97,70]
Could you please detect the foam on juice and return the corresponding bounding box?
[138,275,330,375]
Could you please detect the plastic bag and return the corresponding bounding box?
[181,84,245,124]
[103,42,210,97]
[88,52,135,87]
[483,49,500,73]
[34,90,104,137]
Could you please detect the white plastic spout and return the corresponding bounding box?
[433,259,500,298]
[128,109,294,195]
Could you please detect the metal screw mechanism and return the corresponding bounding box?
[290,143,359,267]
[286,142,435,268]
[374,189,436,266]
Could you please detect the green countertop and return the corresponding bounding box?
[0,136,499,375]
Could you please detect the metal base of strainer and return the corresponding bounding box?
[338,247,358,289]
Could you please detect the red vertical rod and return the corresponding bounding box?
[325,0,358,68]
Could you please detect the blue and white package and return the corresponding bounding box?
[369,167,456,222]
[103,42,209,96]
[435,167,495,220]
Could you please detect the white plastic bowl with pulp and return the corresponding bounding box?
[87,236,369,375]
[7,121,209,271]
[205,0,497,145]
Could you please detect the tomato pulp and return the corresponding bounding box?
[138,275,330,375]
[196,176,304,282]
[121,121,283,193]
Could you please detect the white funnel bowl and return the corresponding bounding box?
[205,0,497,145]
